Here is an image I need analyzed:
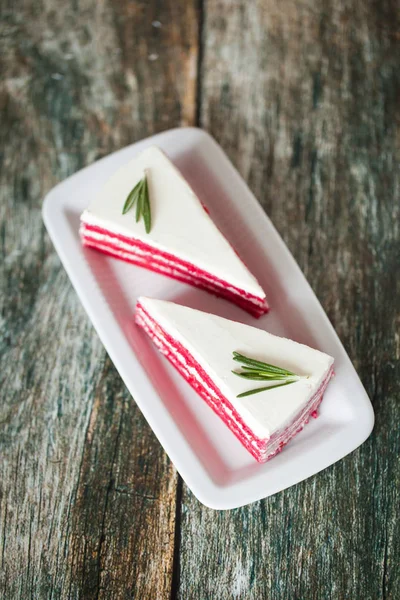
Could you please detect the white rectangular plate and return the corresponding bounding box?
[43,128,374,509]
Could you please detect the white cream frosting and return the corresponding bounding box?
[139,297,334,439]
[81,146,265,299]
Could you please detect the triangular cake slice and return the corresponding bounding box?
[80,146,268,317]
[135,297,334,463]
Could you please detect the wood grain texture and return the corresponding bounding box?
[178,1,400,599]
[0,0,198,598]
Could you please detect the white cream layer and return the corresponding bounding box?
[82,146,265,299]
[139,297,334,439]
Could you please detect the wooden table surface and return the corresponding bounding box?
[1,1,399,598]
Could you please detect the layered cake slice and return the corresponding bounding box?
[80,146,268,317]
[135,297,334,463]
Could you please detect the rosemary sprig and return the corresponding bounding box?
[122,171,152,233]
[235,380,298,398]
[232,351,307,398]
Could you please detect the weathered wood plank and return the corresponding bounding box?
[178,1,400,599]
[0,0,199,598]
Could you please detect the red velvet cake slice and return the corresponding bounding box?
[135,297,334,463]
[80,146,268,317]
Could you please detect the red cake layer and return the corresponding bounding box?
[135,301,333,463]
[80,221,269,318]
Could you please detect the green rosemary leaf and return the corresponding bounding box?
[142,176,151,233]
[122,179,142,214]
[240,365,282,372]
[232,370,289,381]
[135,179,144,222]
[239,366,290,377]
[232,352,296,377]
[122,173,152,233]
[232,373,275,381]
[236,380,297,398]
[233,357,295,377]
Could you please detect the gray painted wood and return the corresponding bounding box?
[1,0,399,598]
